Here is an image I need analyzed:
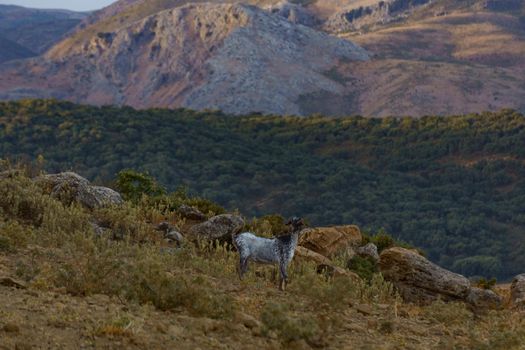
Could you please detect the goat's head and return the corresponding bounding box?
[285,216,305,232]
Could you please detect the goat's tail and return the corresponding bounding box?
[231,232,240,251]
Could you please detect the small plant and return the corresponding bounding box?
[475,277,497,290]
[261,302,319,344]
[96,314,134,337]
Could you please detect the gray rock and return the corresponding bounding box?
[90,221,109,237]
[166,230,184,246]
[188,214,244,241]
[379,247,471,304]
[35,172,123,209]
[511,273,525,308]
[356,243,379,262]
[266,1,318,27]
[178,204,206,221]
[156,221,171,233]
[466,287,503,310]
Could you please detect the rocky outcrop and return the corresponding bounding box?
[466,287,502,311]
[510,274,525,308]
[177,205,206,221]
[323,0,433,33]
[295,246,360,280]
[188,214,244,241]
[265,1,318,26]
[379,247,471,304]
[155,221,184,245]
[299,225,362,258]
[35,172,123,209]
[356,243,379,262]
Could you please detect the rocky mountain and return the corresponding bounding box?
[0,0,524,116]
[0,5,87,61]
[0,3,368,115]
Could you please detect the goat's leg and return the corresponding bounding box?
[239,256,249,280]
[278,263,288,291]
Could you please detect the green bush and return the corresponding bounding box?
[347,255,378,282]
[116,170,166,203]
[475,277,497,290]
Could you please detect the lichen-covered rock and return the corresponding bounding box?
[295,246,333,265]
[265,1,318,27]
[299,225,362,258]
[356,243,379,262]
[466,287,502,310]
[188,214,244,241]
[510,274,525,308]
[177,204,206,221]
[295,246,360,281]
[35,172,123,209]
[166,230,184,246]
[379,247,471,304]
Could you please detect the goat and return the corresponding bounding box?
[232,217,305,291]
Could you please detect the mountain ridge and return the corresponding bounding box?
[0,0,524,116]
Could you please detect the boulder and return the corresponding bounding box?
[35,172,123,209]
[0,276,27,289]
[177,204,206,221]
[466,287,503,310]
[356,243,379,262]
[378,247,471,304]
[299,225,362,258]
[295,246,332,265]
[188,214,244,241]
[166,230,184,246]
[510,273,525,308]
[295,246,360,281]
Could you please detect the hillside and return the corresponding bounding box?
[0,35,35,64]
[1,100,525,280]
[0,5,87,60]
[1,168,524,349]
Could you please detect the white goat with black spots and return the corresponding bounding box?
[232,217,305,291]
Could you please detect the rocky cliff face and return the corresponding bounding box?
[1,3,368,116]
[323,0,434,33]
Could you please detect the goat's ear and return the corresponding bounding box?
[285,219,292,225]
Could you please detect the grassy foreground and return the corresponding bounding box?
[0,169,524,349]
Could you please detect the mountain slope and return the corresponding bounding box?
[0,35,35,64]
[0,0,525,116]
[0,5,87,58]
[0,3,368,115]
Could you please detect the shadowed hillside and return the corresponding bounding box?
[0,5,87,60]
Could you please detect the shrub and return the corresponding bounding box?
[244,214,287,238]
[347,255,378,282]
[261,302,319,343]
[115,170,166,203]
[475,277,497,290]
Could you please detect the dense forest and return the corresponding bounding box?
[1,99,525,280]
